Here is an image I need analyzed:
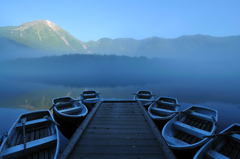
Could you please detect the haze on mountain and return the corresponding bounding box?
[0,20,240,60]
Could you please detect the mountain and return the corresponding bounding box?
[86,35,240,59]
[0,20,240,60]
[0,20,87,53]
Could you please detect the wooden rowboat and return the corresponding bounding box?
[52,97,88,127]
[52,96,74,105]
[194,123,240,159]
[80,91,100,110]
[148,97,180,121]
[162,106,218,150]
[134,90,154,108]
[80,90,99,100]
[0,110,59,159]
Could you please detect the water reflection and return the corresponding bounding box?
[0,108,28,136]
[0,78,240,132]
[0,78,239,159]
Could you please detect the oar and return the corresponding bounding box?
[204,131,240,138]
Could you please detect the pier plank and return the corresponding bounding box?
[62,100,175,159]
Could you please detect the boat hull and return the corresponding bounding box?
[134,91,154,109]
[52,100,88,138]
[162,106,218,150]
[0,110,59,159]
[82,98,100,111]
[194,123,240,159]
[53,111,85,138]
[148,97,179,121]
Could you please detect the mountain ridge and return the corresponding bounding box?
[0,20,240,59]
[0,20,87,53]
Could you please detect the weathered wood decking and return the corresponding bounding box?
[62,100,176,159]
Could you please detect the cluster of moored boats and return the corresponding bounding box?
[0,90,239,159]
[0,90,100,159]
[136,90,240,159]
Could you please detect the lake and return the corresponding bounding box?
[0,76,240,159]
[0,77,240,135]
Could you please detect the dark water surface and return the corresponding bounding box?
[0,107,28,136]
[0,77,240,132]
[0,77,239,158]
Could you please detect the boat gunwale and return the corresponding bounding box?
[80,91,100,100]
[134,90,155,102]
[193,123,240,159]
[148,96,180,120]
[162,106,218,150]
[53,101,88,118]
[156,96,179,105]
[52,96,76,105]
[0,110,60,159]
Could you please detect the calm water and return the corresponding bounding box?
[0,77,239,159]
[0,77,240,135]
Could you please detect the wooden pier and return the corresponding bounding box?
[61,99,176,159]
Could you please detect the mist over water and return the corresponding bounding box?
[0,53,240,133]
[0,54,239,104]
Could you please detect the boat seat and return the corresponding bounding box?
[83,93,95,95]
[16,118,49,128]
[159,101,176,106]
[138,97,153,101]
[231,133,240,143]
[59,107,82,114]
[83,94,96,97]
[83,98,99,103]
[190,111,214,122]
[54,99,72,104]
[138,94,152,98]
[151,107,176,115]
[0,135,57,158]
[174,121,211,139]
[207,150,230,159]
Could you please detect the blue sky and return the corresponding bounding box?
[0,0,239,41]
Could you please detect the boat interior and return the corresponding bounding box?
[155,97,177,110]
[156,102,177,111]
[150,107,173,117]
[53,97,73,104]
[55,102,86,116]
[158,97,177,104]
[202,124,240,159]
[137,91,152,99]
[1,111,58,159]
[82,91,97,99]
[166,107,216,146]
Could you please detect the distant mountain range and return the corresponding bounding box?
[0,20,240,60]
